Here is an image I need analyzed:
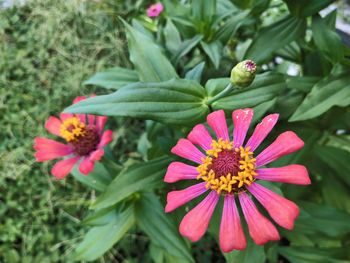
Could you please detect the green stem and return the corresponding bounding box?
[207,83,234,105]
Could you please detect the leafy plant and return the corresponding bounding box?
[61,0,350,262]
[5,0,350,262]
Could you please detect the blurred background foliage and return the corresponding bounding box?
[1,0,350,262]
[0,0,137,261]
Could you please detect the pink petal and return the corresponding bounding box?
[154,3,164,11]
[165,182,207,213]
[75,113,86,123]
[179,191,219,242]
[45,116,62,137]
[96,116,108,134]
[239,192,280,245]
[232,108,254,148]
[256,165,310,185]
[60,113,74,121]
[89,149,104,161]
[164,162,198,183]
[97,130,113,148]
[207,110,230,141]
[51,156,80,179]
[35,151,70,162]
[34,137,73,161]
[147,3,164,17]
[187,124,213,151]
[88,115,95,126]
[256,131,304,167]
[248,183,299,230]
[71,96,88,123]
[33,137,69,150]
[171,139,205,164]
[245,114,279,151]
[219,195,246,252]
[73,96,87,104]
[79,157,95,175]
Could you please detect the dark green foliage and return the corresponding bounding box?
[68,0,350,261]
[3,0,350,262]
[0,0,132,261]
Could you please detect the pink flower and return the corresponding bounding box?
[34,96,113,179]
[147,3,164,18]
[164,109,310,252]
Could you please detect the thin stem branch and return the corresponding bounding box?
[207,83,234,105]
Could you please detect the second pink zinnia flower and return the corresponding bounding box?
[147,2,164,17]
[34,96,113,179]
[164,109,310,252]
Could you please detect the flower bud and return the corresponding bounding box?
[230,60,256,88]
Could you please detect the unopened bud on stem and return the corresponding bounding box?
[230,60,256,88]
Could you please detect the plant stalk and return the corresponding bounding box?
[207,83,234,105]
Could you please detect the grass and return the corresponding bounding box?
[0,0,137,261]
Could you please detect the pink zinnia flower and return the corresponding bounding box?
[147,3,164,17]
[34,96,113,179]
[164,109,310,252]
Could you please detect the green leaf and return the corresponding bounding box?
[135,193,194,262]
[252,98,277,124]
[132,18,155,39]
[172,35,204,65]
[286,76,321,93]
[244,15,306,64]
[81,206,118,226]
[249,0,271,16]
[326,135,350,153]
[149,242,193,263]
[83,67,139,90]
[92,157,170,210]
[224,236,266,263]
[170,16,197,38]
[149,243,165,263]
[322,175,350,214]
[164,18,182,53]
[275,90,304,119]
[275,41,301,62]
[213,11,248,43]
[217,0,239,14]
[102,157,123,178]
[314,145,350,187]
[229,0,251,9]
[283,0,336,17]
[206,72,285,110]
[289,74,350,121]
[312,15,344,63]
[123,20,178,82]
[295,201,350,238]
[205,77,228,97]
[323,9,337,28]
[212,8,235,29]
[164,0,191,17]
[65,78,209,126]
[71,162,112,192]
[278,246,349,263]
[185,62,205,83]
[192,0,216,22]
[73,206,135,261]
[200,41,222,69]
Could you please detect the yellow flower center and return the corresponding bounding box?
[60,117,86,142]
[196,139,257,195]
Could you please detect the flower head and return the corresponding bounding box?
[147,2,164,17]
[34,96,113,179]
[164,109,310,252]
[230,60,257,88]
